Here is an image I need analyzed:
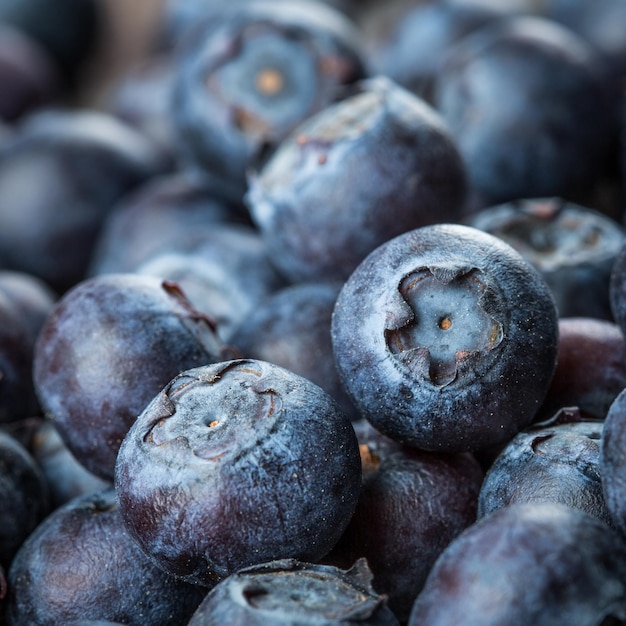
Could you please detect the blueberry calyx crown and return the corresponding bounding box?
[140,360,283,462]
[385,264,503,386]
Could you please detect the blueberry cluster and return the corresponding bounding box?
[1,0,626,625]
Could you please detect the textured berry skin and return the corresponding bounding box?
[0,290,40,423]
[4,489,205,626]
[600,388,626,535]
[170,0,366,193]
[33,273,226,480]
[187,559,400,625]
[331,223,559,452]
[247,75,467,283]
[478,413,612,527]
[326,421,483,622]
[408,503,626,626]
[537,317,626,422]
[230,281,360,420]
[134,223,287,342]
[0,431,49,567]
[369,1,503,102]
[115,359,362,587]
[88,170,248,277]
[610,240,626,336]
[466,197,625,320]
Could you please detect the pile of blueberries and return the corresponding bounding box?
[1,0,626,623]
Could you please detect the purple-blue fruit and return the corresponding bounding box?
[115,359,362,586]
[332,223,559,452]
[5,489,205,626]
[408,502,626,625]
[479,412,612,527]
[247,75,467,283]
[33,273,226,480]
[187,559,399,625]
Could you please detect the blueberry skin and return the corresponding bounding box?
[0,289,40,424]
[610,240,626,336]
[0,109,169,292]
[466,197,625,320]
[33,273,226,481]
[230,281,360,420]
[0,24,59,123]
[114,359,362,586]
[30,420,111,510]
[368,1,504,103]
[170,0,367,193]
[326,421,483,622]
[537,317,626,422]
[161,0,358,46]
[0,563,6,618]
[408,502,626,626]
[600,388,626,535]
[0,270,57,343]
[187,558,399,625]
[478,414,612,527]
[544,0,626,80]
[107,54,179,162]
[134,222,288,342]
[0,431,49,567]
[331,223,559,452]
[434,15,615,211]
[247,75,467,283]
[88,170,248,277]
[4,489,206,626]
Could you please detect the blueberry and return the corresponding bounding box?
[0,430,49,568]
[600,388,626,535]
[537,317,626,422]
[0,270,57,343]
[88,170,248,277]
[0,289,40,423]
[30,420,111,510]
[609,240,626,335]
[230,281,360,420]
[326,420,483,622]
[544,0,626,81]
[4,489,206,626]
[170,0,367,193]
[33,273,227,480]
[247,75,467,282]
[114,358,362,586]
[478,412,613,527]
[0,109,169,292]
[186,558,399,625]
[367,1,505,103]
[434,15,616,211]
[331,223,559,452]
[466,197,625,320]
[133,222,287,342]
[408,502,626,625]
